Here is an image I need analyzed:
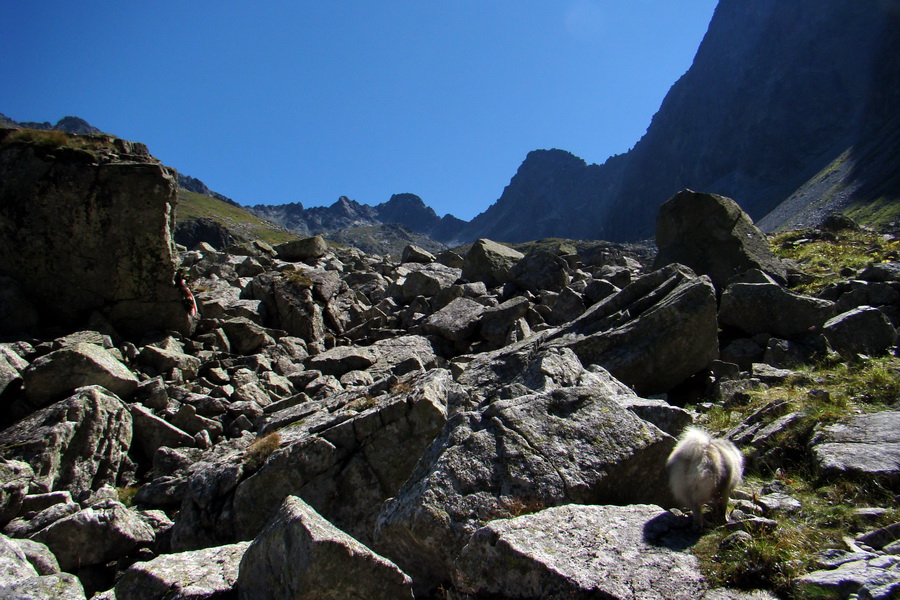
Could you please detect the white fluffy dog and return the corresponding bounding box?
[666,427,744,530]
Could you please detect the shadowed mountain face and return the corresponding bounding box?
[457,0,900,242]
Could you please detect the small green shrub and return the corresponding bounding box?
[117,486,141,507]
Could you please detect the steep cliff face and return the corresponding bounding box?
[460,0,900,242]
[0,130,193,337]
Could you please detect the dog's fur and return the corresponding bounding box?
[666,427,744,530]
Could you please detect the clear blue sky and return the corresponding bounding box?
[2,1,717,221]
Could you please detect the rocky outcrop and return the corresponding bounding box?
[237,496,414,600]
[374,365,676,590]
[654,190,788,290]
[0,386,133,494]
[0,130,193,338]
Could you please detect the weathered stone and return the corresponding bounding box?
[115,542,249,600]
[461,239,524,288]
[306,345,377,378]
[453,504,707,600]
[243,274,324,343]
[3,501,80,539]
[823,305,897,358]
[400,244,435,264]
[0,573,87,600]
[369,335,438,378]
[129,404,195,459]
[274,235,327,261]
[0,386,133,495]
[718,283,836,338]
[548,286,587,325]
[30,499,154,572]
[421,297,486,342]
[545,264,719,395]
[138,345,201,379]
[810,411,900,484]
[479,296,532,347]
[0,136,192,337]
[511,249,572,293]
[10,538,60,575]
[219,318,274,355]
[654,190,787,290]
[0,459,34,526]
[793,554,900,600]
[22,342,138,406]
[237,496,414,600]
[397,263,460,299]
[374,385,675,589]
[0,532,38,584]
[234,369,462,546]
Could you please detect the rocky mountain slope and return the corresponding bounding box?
[0,127,898,599]
[459,0,900,243]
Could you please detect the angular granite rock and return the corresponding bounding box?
[453,504,707,600]
[115,542,250,600]
[237,496,414,600]
[0,386,133,495]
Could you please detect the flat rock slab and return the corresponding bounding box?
[453,504,707,600]
[115,542,250,600]
[810,411,900,483]
[793,554,900,600]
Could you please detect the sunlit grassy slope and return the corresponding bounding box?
[175,190,300,246]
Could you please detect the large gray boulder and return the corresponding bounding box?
[809,411,900,485]
[654,190,787,290]
[0,386,133,495]
[822,306,897,358]
[421,297,486,342]
[545,264,719,395]
[461,239,524,287]
[453,504,707,600]
[274,235,327,261]
[237,496,414,600]
[244,273,325,343]
[115,542,250,600]
[22,342,138,406]
[0,532,38,584]
[718,282,836,338]
[306,345,377,377]
[511,249,572,293]
[374,384,675,590]
[129,404,195,460]
[232,369,464,546]
[29,499,154,572]
[0,133,192,337]
[397,263,460,300]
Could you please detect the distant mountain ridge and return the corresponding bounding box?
[248,193,466,245]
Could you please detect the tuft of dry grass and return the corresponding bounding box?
[244,432,282,470]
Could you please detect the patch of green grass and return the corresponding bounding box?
[689,355,900,598]
[282,270,314,288]
[844,196,900,232]
[772,228,900,294]
[117,486,141,507]
[176,190,300,246]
